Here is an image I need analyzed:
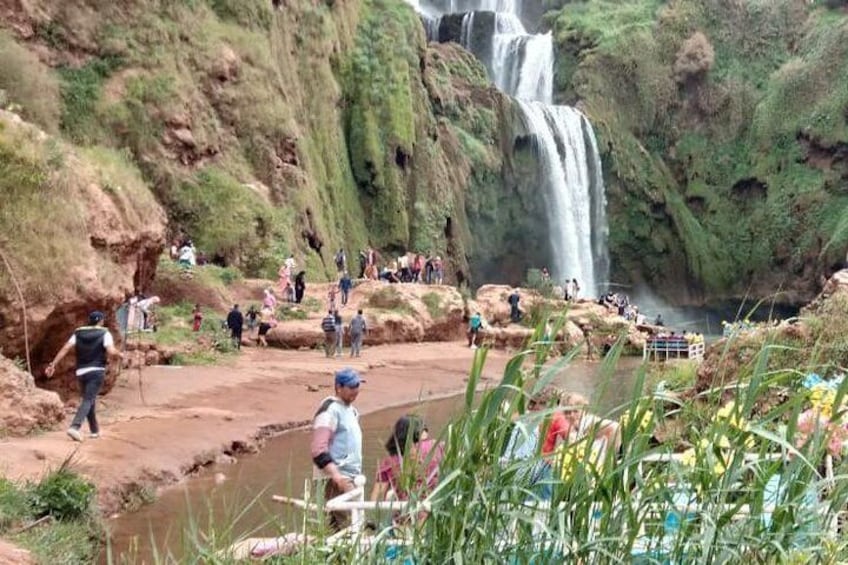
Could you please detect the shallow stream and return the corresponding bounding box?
[106,358,642,562]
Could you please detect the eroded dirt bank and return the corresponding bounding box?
[0,343,510,515]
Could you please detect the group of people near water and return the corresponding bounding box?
[311,367,619,532]
[353,247,446,285]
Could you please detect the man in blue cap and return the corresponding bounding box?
[45,310,122,442]
[310,367,363,531]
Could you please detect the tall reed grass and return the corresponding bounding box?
[117,315,848,564]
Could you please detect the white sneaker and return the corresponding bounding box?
[470,345,478,350]
[89,433,100,439]
[67,428,83,442]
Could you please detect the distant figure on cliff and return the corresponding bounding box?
[294,271,306,304]
[339,272,352,306]
[311,368,363,532]
[45,311,122,442]
[508,290,521,323]
[227,305,244,350]
[285,253,296,273]
[571,278,580,301]
[655,314,664,327]
[349,309,367,358]
[432,256,444,285]
[321,311,337,358]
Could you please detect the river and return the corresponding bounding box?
[106,357,643,563]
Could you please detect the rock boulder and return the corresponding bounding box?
[0,355,64,437]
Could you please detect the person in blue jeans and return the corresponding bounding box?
[45,311,122,442]
[339,272,352,306]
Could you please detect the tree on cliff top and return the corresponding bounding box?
[674,31,715,84]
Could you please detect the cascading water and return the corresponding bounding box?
[407,0,609,296]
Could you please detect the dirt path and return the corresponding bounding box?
[0,342,510,514]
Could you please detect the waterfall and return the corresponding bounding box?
[406,0,609,295]
[516,101,608,295]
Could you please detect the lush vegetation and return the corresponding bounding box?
[549,0,848,300]
[0,461,101,564]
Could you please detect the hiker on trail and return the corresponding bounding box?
[339,272,352,306]
[192,304,203,332]
[45,311,122,442]
[227,304,244,350]
[372,415,445,505]
[311,368,363,532]
[278,262,291,296]
[334,310,344,357]
[246,305,259,336]
[349,309,367,357]
[467,311,483,349]
[321,311,337,358]
[258,305,274,347]
[284,282,295,303]
[334,249,346,274]
[285,254,296,273]
[294,271,306,304]
[508,289,521,323]
[564,278,573,301]
[571,278,580,301]
[263,288,277,309]
[327,285,338,312]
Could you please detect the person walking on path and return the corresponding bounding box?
[508,289,521,323]
[311,368,363,532]
[349,309,367,357]
[258,305,274,347]
[334,310,344,357]
[321,311,337,358]
[294,271,306,304]
[45,311,122,442]
[227,304,244,350]
[334,248,347,275]
[339,272,352,306]
[467,311,483,349]
[246,305,259,337]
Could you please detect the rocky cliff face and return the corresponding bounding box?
[0,354,64,436]
[0,0,551,382]
[546,0,848,306]
[0,110,166,398]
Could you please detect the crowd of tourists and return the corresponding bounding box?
[310,368,619,532]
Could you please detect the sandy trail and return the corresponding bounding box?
[1,342,510,513]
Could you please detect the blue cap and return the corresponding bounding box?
[335,368,361,388]
[89,311,105,324]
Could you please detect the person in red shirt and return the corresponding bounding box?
[372,415,444,504]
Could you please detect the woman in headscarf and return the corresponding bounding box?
[372,415,444,503]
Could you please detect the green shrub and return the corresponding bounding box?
[277,304,308,320]
[0,31,61,133]
[366,286,413,314]
[29,468,94,521]
[58,56,122,142]
[0,478,29,532]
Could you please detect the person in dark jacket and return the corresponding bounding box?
[45,311,122,441]
[295,271,306,304]
[227,304,244,349]
[339,272,352,306]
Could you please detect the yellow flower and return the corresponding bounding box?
[620,408,653,432]
[680,448,697,468]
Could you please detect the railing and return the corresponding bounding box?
[643,339,705,361]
